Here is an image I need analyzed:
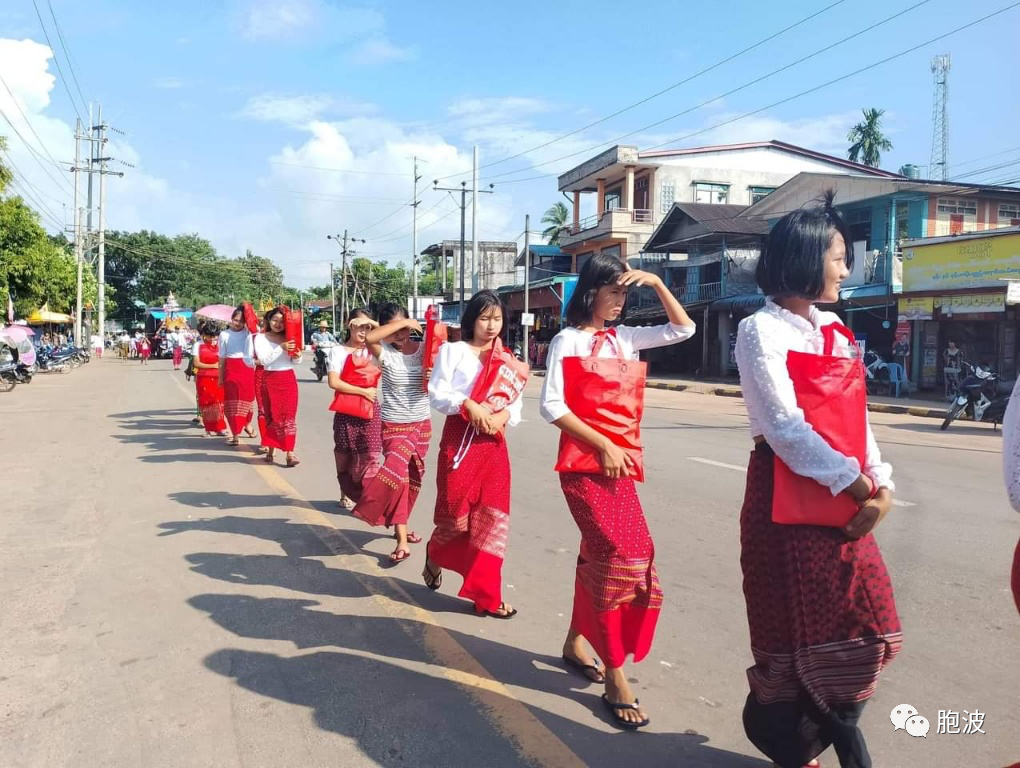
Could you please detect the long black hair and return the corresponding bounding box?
[460,290,505,342]
[377,302,408,326]
[565,252,627,327]
[755,189,854,300]
[262,306,285,329]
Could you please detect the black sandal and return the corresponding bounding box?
[601,694,650,730]
[562,654,605,684]
[422,562,442,591]
[476,602,517,620]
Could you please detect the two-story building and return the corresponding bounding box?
[420,240,518,321]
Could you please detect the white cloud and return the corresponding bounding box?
[345,38,416,67]
[686,110,860,156]
[153,77,186,90]
[239,93,376,128]
[235,0,383,43]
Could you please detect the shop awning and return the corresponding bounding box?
[840,283,889,301]
[710,294,766,312]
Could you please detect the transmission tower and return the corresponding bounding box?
[930,54,951,181]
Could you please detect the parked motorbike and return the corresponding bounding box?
[863,350,890,395]
[940,361,1011,430]
[36,350,72,374]
[13,361,35,384]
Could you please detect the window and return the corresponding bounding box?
[693,182,729,204]
[604,186,622,211]
[660,181,675,213]
[749,186,776,205]
[999,203,1020,226]
[937,198,977,216]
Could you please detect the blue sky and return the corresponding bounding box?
[1,0,1018,287]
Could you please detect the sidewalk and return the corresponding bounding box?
[532,370,949,419]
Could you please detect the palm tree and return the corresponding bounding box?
[541,201,570,246]
[847,108,893,167]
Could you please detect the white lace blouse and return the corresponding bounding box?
[539,322,696,423]
[429,341,523,427]
[735,299,893,495]
[218,329,254,366]
[1001,379,1020,512]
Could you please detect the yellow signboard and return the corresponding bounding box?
[903,232,1020,292]
[934,293,1005,315]
[897,296,934,320]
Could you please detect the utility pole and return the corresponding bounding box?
[330,262,337,330]
[523,214,530,365]
[411,156,421,319]
[471,145,479,293]
[96,104,106,342]
[71,117,82,344]
[433,178,493,318]
[327,230,365,325]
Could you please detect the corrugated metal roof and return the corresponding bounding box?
[671,203,770,235]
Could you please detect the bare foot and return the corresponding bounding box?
[562,636,605,683]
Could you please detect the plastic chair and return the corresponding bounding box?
[887,363,911,398]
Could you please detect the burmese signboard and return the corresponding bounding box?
[902,231,1020,292]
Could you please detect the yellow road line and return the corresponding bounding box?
[168,370,584,768]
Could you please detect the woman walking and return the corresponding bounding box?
[424,291,526,618]
[193,326,228,437]
[254,307,301,467]
[353,303,431,564]
[327,309,383,508]
[139,334,152,364]
[219,306,258,446]
[734,194,900,768]
[540,253,695,729]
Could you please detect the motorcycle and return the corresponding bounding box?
[310,343,329,382]
[0,345,17,392]
[863,350,890,395]
[940,361,1011,431]
[36,350,72,374]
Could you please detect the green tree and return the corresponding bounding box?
[541,201,570,246]
[847,108,893,168]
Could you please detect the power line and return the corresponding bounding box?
[482,0,935,185]
[46,0,90,112]
[268,159,409,176]
[434,0,848,182]
[490,3,1019,187]
[0,106,73,196]
[29,0,85,123]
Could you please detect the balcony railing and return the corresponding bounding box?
[567,208,654,236]
[635,281,723,308]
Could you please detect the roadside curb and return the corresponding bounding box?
[531,370,948,418]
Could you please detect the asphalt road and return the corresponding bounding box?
[1,357,1017,768]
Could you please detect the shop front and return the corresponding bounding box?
[500,275,577,367]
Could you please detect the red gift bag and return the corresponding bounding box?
[772,322,867,527]
[465,338,529,418]
[422,304,448,392]
[328,351,381,420]
[554,329,647,482]
[284,307,304,358]
[243,303,259,334]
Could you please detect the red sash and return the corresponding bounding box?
[772,323,867,527]
[554,329,646,483]
[422,305,448,392]
[284,308,304,358]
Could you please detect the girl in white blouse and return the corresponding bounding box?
[540,253,695,730]
[425,290,524,618]
[254,307,302,467]
[734,193,900,768]
[218,306,257,445]
[1000,383,1020,617]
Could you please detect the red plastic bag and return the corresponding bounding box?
[328,351,381,420]
[243,302,258,334]
[465,338,529,418]
[284,307,304,358]
[772,323,867,527]
[422,304,448,392]
[554,329,647,483]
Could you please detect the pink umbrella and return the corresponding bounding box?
[0,325,34,343]
[195,304,237,323]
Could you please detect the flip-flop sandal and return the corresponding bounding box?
[243,428,257,438]
[477,602,517,620]
[422,563,442,590]
[388,548,411,565]
[562,654,606,684]
[397,531,423,544]
[286,457,301,467]
[263,452,274,463]
[227,437,240,446]
[601,694,650,730]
